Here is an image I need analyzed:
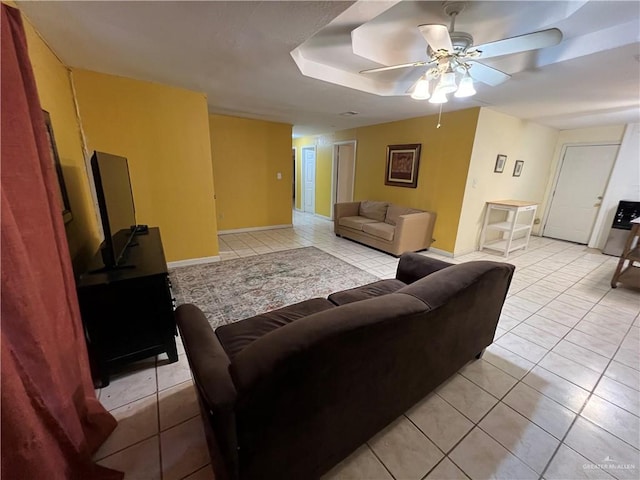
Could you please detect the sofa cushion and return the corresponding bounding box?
[339,216,378,231]
[328,279,407,306]
[362,222,395,242]
[359,200,389,222]
[216,298,335,359]
[396,253,453,284]
[385,204,422,226]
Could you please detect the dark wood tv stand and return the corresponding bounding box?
[77,227,178,387]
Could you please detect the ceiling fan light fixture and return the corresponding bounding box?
[411,77,431,100]
[429,89,448,104]
[435,71,457,94]
[454,75,476,97]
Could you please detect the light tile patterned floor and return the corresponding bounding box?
[95,211,640,480]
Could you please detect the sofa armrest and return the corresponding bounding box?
[334,202,360,231]
[394,211,436,254]
[176,304,239,480]
[396,252,454,284]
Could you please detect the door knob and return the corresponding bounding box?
[597,196,603,200]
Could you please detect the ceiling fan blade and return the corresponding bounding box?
[473,28,562,60]
[406,79,419,95]
[468,62,511,86]
[359,60,432,74]
[418,24,453,53]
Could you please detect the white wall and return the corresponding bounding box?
[539,125,625,230]
[591,123,640,249]
[455,108,559,255]
[538,124,627,248]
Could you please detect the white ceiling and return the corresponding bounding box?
[18,1,640,137]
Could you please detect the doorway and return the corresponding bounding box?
[543,144,619,244]
[301,146,316,214]
[292,147,296,204]
[333,141,357,215]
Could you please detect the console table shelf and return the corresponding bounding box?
[77,227,178,386]
[480,200,538,258]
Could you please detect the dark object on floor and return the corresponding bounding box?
[176,253,515,480]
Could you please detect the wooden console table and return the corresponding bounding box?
[611,218,640,288]
[77,227,178,386]
[479,200,538,257]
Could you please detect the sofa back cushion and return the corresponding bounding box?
[385,204,422,226]
[359,200,389,222]
[397,261,514,311]
[216,298,335,359]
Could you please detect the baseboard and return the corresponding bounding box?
[167,256,220,268]
[452,247,477,257]
[314,213,332,221]
[428,247,454,258]
[218,224,293,235]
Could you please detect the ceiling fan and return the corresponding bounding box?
[359,1,562,103]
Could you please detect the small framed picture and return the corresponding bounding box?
[513,160,524,177]
[494,154,507,173]
[385,144,421,188]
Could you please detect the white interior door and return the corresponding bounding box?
[302,147,316,213]
[544,144,618,244]
[336,142,355,204]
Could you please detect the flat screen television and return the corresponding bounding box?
[90,151,138,269]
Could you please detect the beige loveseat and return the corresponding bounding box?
[334,200,436,256]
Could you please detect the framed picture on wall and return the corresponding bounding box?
[494,154,507,173]
[43,110,73,224]
[385,143,421,188]
[513,160,524,177]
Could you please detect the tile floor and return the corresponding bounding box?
[95,211,640,480]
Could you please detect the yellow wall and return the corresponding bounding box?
[71,69,218,262]
[455,108,559,255]
[354,109,479,252]
[209,115,293,231]
[22,10,100,272]
[293,129,357,216]
[295,110,479,252]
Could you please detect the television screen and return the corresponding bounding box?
[90,151,137,268]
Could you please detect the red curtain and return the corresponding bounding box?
[1,5,122,479]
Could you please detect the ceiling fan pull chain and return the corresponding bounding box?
[437,103,443,128]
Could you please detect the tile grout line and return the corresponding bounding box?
[177,464,211,480]
[369,226,631,478]
[364,442,398,480]
[156,357,164,480]
[99,387,201,471]
[538,318,640,480]
[432,267,633,478]
[521,266,639,476]
[431,370,534,476]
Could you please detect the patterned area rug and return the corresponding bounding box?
[170,247,379,329]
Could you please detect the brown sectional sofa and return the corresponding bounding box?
[176,253,514,480]
[334,200,436,256]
